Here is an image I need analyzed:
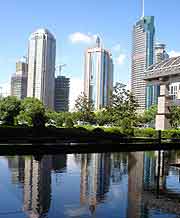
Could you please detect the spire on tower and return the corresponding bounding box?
[96,36,101,48]
[142,0,145,17]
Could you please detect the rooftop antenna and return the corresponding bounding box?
[96,36,101,48]
[142,0,145,18]
[56,64,66,76]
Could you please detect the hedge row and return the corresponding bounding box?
[81,126,180,139]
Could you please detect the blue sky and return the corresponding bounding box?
[0,0,180,104]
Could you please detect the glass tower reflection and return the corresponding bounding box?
[80,153,111,214]
[23,156,52,218]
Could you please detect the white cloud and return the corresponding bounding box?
[169,50,180,57]
[69,32,97,44]
[112,43,121,52]
[0,81,10,97]
[69,78,83,111]
[116,54,126,65]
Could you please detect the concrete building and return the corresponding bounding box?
[11,60,28,99]
[146,43,169,109]
[84,37,113,110]
[27,29,56,109]
[54,76,70,112]
[131,16,155,111]
[144,56,180,129]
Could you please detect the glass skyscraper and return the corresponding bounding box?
[84,37,113,110]
[54,75,70,112]
[27,29,56,109]
[131,16,155,111]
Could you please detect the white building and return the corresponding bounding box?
[84,37,113,110]
[27,29,56,109]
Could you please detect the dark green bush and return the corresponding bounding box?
[134,128,157,138]
[162,129,180,139]
[92,128,105,136]
[64,118,74,128]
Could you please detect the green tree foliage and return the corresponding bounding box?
[64,117,74,128]
[0,96,21,126]
[75,92,95,123]
[138,105,157,127]
[95,109,111,126]
[17,98,46,127]
[169,105,180,129]
[109,83,139,129]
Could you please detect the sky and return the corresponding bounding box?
[0,0,180,109]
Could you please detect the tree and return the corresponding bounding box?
[74,92,95,123]
[169,105,180,129]
[95,109,111,126]
[0,96,21,126]
[17,98,47,127]
[138,105,157,127]
[64,117,74,128]
[109,83,139,129]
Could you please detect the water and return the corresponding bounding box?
[0,151,180,218]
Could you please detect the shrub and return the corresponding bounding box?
[64,118,74,128]
[134,128,157,138]
[92,128,105,136]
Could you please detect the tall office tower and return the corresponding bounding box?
[155,43,169,63]
[11,59,28,99]
[27,29,56,109]
[54,76,70,112]
[131,16,155,110]
[84,37,113,110]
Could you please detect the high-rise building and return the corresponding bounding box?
[11,59,28,99]
[84,37,113,110]
[54,76,70,112]
[131,16,155,110]
[27,29,56,109]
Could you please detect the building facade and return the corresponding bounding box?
[84,37,113,110]
[155,43,169,63]
[11,60,28,99]
[54,76,70,112]
[131,16,155,111]
[27,29,56,109]
[146,43,169,109]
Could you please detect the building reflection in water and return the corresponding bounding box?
[23,155,52,218]
[7,156,25,185]
[128,152,144,218]
[80,153,111,214]
[7,151,180,218]
[7,154,67,218]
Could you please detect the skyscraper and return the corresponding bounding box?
[84,37,113,110]
[131,16,155,110]
[11,59,28,99]
[54,75,70,112]
[27,29,56,109]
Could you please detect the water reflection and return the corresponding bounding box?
[3,151,180,217]
[80,154,111,214]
